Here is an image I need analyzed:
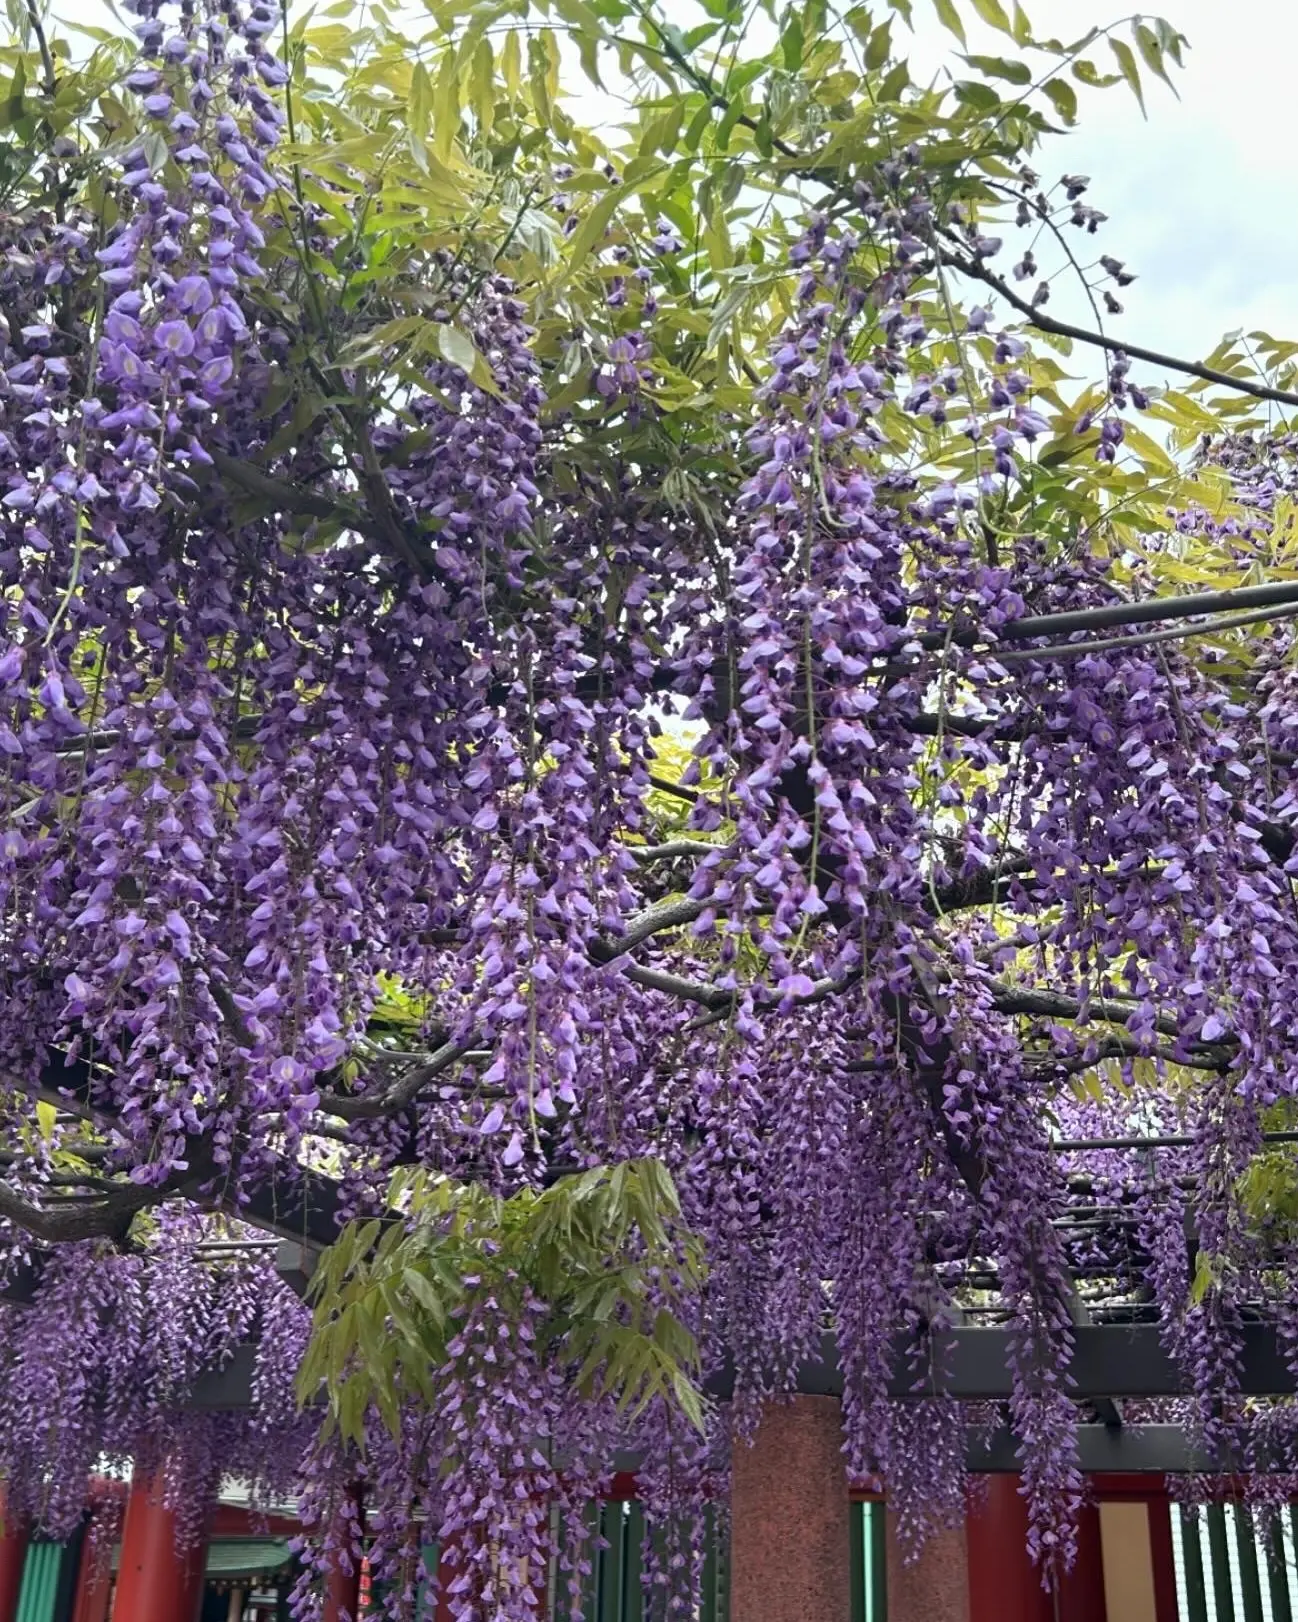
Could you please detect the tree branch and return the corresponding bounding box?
[0,1174,164,1245]
[943,248,1298,412]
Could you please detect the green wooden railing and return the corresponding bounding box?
[1174,1503,1298,1622]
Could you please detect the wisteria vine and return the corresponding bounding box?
[0,0,1295,1614]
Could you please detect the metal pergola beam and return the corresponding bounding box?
[969,1426,1251,1475]
[708,1324,1296,1401]
[179,1346,1276,1476]
[189,1321,1297,1418]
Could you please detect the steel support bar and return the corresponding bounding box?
[969,1426,1271,1475]
[193,1322,1298,1412]
[714,1324,1297,1401]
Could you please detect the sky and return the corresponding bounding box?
[920,0,1298,370]
[56,0,1298,370]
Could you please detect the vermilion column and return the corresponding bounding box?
[70,1525,113,1622]
[110,1470,208,1622]
[967,1477,1050,1622]
[967,1478,1107,1622]
[322,1486,365,1622]
[432,1538,459,1622]
[0,1491,29,1622]
[1057,1501,1108,1622]
[730,1396,849,1622]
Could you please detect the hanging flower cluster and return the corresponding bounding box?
[0,0,1295,1613]
[0,1211,311,1541]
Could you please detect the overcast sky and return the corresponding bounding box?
[59,0,1298,369]
[920,0,1298,369]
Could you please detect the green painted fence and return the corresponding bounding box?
[404,1501,732,1621]
[1174,1503,1298,1622]
[15,1538,81,1622]
[551,1501,728,1622]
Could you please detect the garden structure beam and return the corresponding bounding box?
[190,1321,1298,1413]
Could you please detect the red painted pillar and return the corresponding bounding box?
[1056,1501,1108,1622]
[70,1524,113,1622]
[0,1493,29,1622]
[1147,1497,1180,1622]
[322,1486,365,1622]
[967,1479,1108,1622]
[730,1396,849,1622]
[110,1469,208,1622]
[967,1477,1051,1622]
[432,1538,459,1622]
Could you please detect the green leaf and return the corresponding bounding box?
[1072,57,1120,89]
[864,21,892,71]
[410,60,432,138]
[501,30,521,95]
[1009,2,1030,45]
[1108,37,1144,115]
[1132,20,1177,96]
[963,54,1030,85]
[470,37,494,132]
[932,0,966,46]
[140,130,170,175]
[968,0,1012,33]
[435,323,503,399]
[780,13,804,69]
[684,102,712,150]
[558,167,663,287]
[432,48,460,161]
[1042,76,1077,124]
[715,96,745,150]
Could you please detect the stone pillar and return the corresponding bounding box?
[0,1492,29,1622]
[110,1470,208,1622]
[886,1510,969,1622]
[730,1396,849,1622]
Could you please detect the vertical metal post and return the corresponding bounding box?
[1179,1507,1209,1622]
[1207,1504,1235,1622]
[1147,1497,1180,1622]
[598,1503,624,1622]
[1265,1513,1293,1622]
[849,1504,866,1622]
[623,1504,644,1622]
[869,1503,887,1622]
[1234,1507,1264,1622]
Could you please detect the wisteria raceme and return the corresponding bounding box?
[0,1220,308,1540]
[0,0,1297,1610]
